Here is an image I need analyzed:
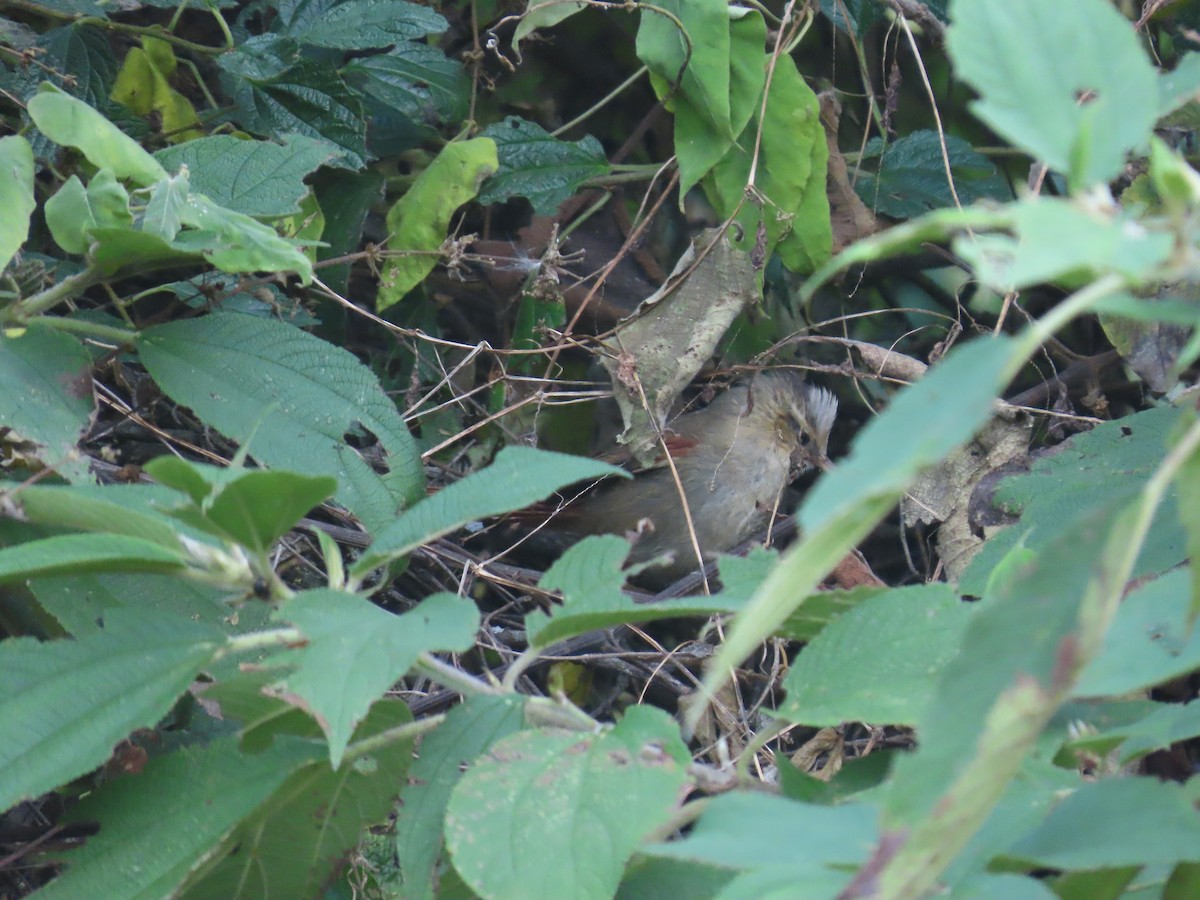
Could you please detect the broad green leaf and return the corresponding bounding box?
[217,33,301,81]
[395,694,526,900]
[775,584,972,727]
[142,167,189,241]
[274,589,478,766]
[878,492,1154,895]
[477,118,609,214]
[952,197,1174,293]
[526,535,744,648]
[174,193,314,283]
[342,41,469,131]
[0,609,224,813]
[38,24,118,109]
[639,2,766,198]
[15,483,185,551]
[84,168,135,229]
[229,59,368,170]
[636,0,738,137]
[960,406,1186,596]
[280,0,446,49]
[1160,52,1200,117]
[33,735,321,900]
[855,131,1011,219]
[312,167,383,293]
[143,463,338,554]
[29,572,268,674]
[88,226,199,276]
[1003,778,1200,870]
[0,533,187,581]
[0,324,93,482]
[175,700,415,900]
[947,0,1158,190]
[1178,419,1200,622]
[777,583,877,642]
[350,446,623,576]
[110,38,201,143]
[513,0,587,50]
[155,134,336,217]
[137,312,423,533]
[703,53,829,274]
[0,135,34,271]
[1073,567,1200,697]
[446,706,691,900]
[28,87,167,186]
[800,205,1010,304]
[45,174,98,254]
[378,137,498,309]
[644,791,875,880]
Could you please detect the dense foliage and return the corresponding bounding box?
[2,0,1200,898]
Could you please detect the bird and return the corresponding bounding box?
[524,371,838,583]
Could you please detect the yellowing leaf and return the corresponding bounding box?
[378,138,497,310]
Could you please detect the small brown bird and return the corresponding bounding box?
[536,371,838,582]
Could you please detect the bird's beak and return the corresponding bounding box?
[813,454,833,473]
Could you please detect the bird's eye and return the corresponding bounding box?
[799,432,811,446]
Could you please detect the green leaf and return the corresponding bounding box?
[217,33,300,82]
[343,41,469,131]
[0,324,94,482]
[142,167,189,241]
[0,609,224,813]
[513,0,587,51]
[0,135,34,271]
[280,0,447,49]
[38,24,118,109]
[230,59,368,170]
[477,118,609,214]
[1176,415,1200,623]
[947,0,1158,190]
[16,483,185,551]
[32,736,321,900]
[87,226,202,276]
[0,533,187,582]
[175,701,415,900]
[855,131,1011,219]
[953,197,1174,293]
[638,1,767,199]
[378,137,498,309]
[775,584,972,727]
[136,312,423,533]
[275,589,479,766]
[155,134,335,217]
[644,791,875,882]
[395,694,526,900]
[27,86,167,187]
[880,432,1187,897]
[445,706,691,900]
[1003,778,1200,870]
[961,406,1186,596]
[703,53,830,274]
[1073,567,1200,697]
[350,446,623,576]
[174,193,314,283]
[44,174,95,254]
[525,535,743,648]
[142,461,338,554]
[1160,52,1200,117]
